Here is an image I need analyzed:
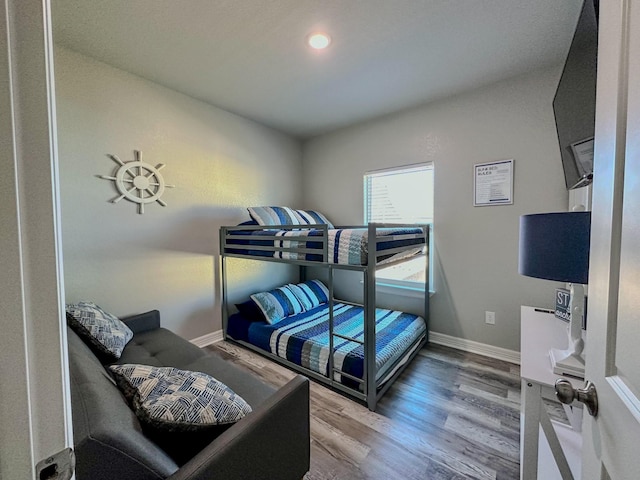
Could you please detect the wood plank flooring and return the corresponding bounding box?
[206,341,522,480]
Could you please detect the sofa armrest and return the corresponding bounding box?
[120,310,161,334]
[167,375,310,480]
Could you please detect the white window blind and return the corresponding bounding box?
[365,164,434,224]
[364,163,434,290]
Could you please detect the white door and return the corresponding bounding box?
[0,0,74,478]
[582,1,640,478]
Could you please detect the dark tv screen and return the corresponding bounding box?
[552,0,599,190]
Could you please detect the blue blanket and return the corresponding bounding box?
[234,302,426,389]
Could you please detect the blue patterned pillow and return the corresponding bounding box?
[250,285,305,324]
[247,206,302,226]
[109,364,253,464]
[109,364,252,429]
[294,209,335,229]
[285,284,314,311]
[66,302,133,362]
[289,280,330,310]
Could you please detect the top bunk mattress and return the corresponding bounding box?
[223,226,426,266]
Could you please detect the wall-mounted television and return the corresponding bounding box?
[552,0,599,190]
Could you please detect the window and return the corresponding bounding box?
[364,163,434,292]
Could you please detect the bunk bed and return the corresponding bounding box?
[220,216,430,411]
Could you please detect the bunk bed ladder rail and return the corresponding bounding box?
[423,224,430,330]
[364,222,431,410]
[322,225,366,399]
[220,226,229,340]
[328,266,335,389]
[329,271,367,389]
[364,223,378,410]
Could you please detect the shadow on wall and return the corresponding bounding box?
[179,304,218,340]
[146,205,245,256]
[430,247,464,339]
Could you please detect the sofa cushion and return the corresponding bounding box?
[114,326,276,407]
[116,327,206,367]
[66,302,133,362]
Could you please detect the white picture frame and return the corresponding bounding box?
[474,159,514,207]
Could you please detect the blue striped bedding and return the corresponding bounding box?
[225,227,425,265]
[227,302,427,389]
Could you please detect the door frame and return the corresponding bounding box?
[0,0,73,477]
[582,0,640,478]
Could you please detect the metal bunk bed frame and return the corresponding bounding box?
[219,222,430,411]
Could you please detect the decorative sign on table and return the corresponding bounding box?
[473,159,514,206]
[555,288,571,323]
[555,287,588,329]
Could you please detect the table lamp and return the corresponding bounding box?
[518,211,591,378]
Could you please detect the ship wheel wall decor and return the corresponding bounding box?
[99,150,175,214]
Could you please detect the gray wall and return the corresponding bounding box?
[55,46,570,351]
[301,67,568,351]
[55,47,301,340]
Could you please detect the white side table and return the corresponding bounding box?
[520,306,583,480]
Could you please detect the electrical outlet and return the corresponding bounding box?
[485,311,496,325]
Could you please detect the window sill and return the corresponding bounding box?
[360,280,435,299]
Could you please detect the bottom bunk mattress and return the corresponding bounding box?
[227,301,427,390]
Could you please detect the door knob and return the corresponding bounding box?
[555,379,598,417]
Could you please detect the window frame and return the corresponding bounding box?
[363,163,435,295]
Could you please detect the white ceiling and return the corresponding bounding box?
[52,0,583,139]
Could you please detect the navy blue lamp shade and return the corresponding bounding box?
[519,212,591,284]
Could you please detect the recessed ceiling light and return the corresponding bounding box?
[307,32,331,50]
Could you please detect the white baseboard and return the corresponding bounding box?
[429,331,520,365]
[190,329,224,348]
[190,329,520,364]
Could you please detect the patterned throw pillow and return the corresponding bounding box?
[109,365,252,430]
[250,285,305,324]
[109,364,253,465]
[66,302,133,362]
[293,209,335,229]
[289,280,330,310]
[247,206,302,226]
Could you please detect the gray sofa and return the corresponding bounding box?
[67,309,310,480]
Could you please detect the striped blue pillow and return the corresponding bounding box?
[289,280,330,310]
[294,209,334,229]
[250,285,305,324]
[286,284,314,311]
[247,206,301,226]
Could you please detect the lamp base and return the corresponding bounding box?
[550,348,585,379]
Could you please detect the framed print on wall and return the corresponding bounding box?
[474,159,514,206]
